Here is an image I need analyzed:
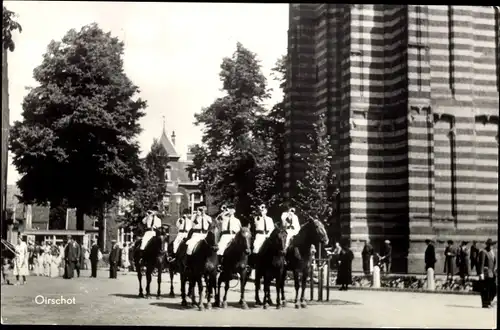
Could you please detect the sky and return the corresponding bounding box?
[5,1,289,185]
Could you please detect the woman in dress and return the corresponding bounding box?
[42,241,51,276]
[50,243,61,278]
[336,239,354,291]
[33,243,42,276]
[121,243,130,271]
[13,236,29,285]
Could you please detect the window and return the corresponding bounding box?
[92,219,99,230]
[433,114,456,219]
[165,167,172,181]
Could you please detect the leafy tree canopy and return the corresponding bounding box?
[9,23,147,219]
[2,6,22,52]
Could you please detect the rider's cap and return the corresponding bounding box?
[290,207,296,213]
[259,204,266,210]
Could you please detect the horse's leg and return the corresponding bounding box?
[197,276,204,311]
[156,259,162,299]
[254,267,262,305]
[222,274,230,309]
[300,268,308,308]
[275,271,282,309]
[239,268,249,310]
[137,260,144,298]
[293,270,300,309]
[206,273,215,310]
[263,272,270,309]
[189,273,197,307]
[280,268,287,307]
[180,272,188,307]
[169,267,176,298]
[145,265,153,298]
[216,271,223,308]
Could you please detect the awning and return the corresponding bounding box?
[22,229,86,236]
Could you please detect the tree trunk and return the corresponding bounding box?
[98,204,106,251]
[76,208,85,231]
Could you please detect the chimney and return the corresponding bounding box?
[171,131,176,146]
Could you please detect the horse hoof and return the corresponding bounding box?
[241,302,248,310]
[269,300,275,306]
[222,301,228,309]
[206,302,212,310]
[282,301,287,307]
[181,300,188,307]
[156,296,161,300]
[301,302,307,308]
[263,303,269,310]
[169,292,175,298]
[198,305,204,311]
[139,293,144,298]
[276,304,282,310]
[295,303,300,309]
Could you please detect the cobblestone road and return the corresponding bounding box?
[1,269,496,328]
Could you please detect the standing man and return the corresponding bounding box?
[470,241,480,276]
[424,239,437,271]
[139,207,162,251]
[169,209,193,261]
[185,206,212,256]
[252,204,275,255]
[457,241,470,284]
[217,207,242,269]
[89,239,100,278]
[361,239,374,275]
[281,206,300,250]
[74,239,83,278]
[109,239,121,279]
[64,236,78,279]
[380,240,392,274]
[444,240,456,282]
[478,239,497,308]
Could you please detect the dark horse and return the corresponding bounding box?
[254,225,288,309]
[215,226,253,309]
[282,218,329,309]
[134,226,168,299]
[183,221,220,310]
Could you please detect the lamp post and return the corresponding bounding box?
[173,192,183,219]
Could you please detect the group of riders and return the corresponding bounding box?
[137,202,302,270]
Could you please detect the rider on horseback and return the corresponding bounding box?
[252,204,275,254]
[281,206,301,258]
[167,209,193,262]
[216,207,242,272]
[215,204,230,223]
[185,206,213,256]
[139,206,162,251]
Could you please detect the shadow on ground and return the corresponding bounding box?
[446,304,482,309]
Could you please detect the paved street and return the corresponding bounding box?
[1,269,497,328]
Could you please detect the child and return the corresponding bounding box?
[2,258,12,285]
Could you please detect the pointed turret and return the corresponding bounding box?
[159,117,180,161]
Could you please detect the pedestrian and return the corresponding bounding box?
[89,239,100,278]
[361,239,374,275]
[337,239,354,291]
[2,258,12,285]
[13,236,29,285]
[444,240,456,282]
[64,236,78,279]
[27,240,35,271]
[380,240,392,274]
[109,240,121,279]
[74,240,83,278]
[83,247,90,270]
[129,242,135,271]
[457,241,470,285]
[49,243,61,278]
[478,239,497,308]
[121,243,130,271]
[33,243,42,276]
[42,241,51,277]
[470,241,480,276]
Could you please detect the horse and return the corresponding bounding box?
[281,218,329,309]
[215,226,253,309]
[183,221,220,310]
[254,225,288,309]
[134,225,168,299]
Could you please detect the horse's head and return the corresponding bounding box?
[204,221,220,247]
[304,218,329,247]
[268,226,288,256]
[233,226,253,255]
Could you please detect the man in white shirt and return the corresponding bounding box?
[185,206,212,255]
[252,204,275,254]
[281,207,301,249]
[215,204,229,223]
[139,207,162,251]
[173,210,193,255]
[217,208,242,263]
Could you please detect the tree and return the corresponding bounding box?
[9,23,146,248]
[119,139,169,230]
[2,6,22,51]
[190,42,272,223]
[294,115,340,223]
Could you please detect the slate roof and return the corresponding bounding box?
[159,129,180,159]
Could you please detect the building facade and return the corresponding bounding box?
[285,4,499,273]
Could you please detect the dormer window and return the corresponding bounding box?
[191,169,200,181]
[165,166,172,181]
